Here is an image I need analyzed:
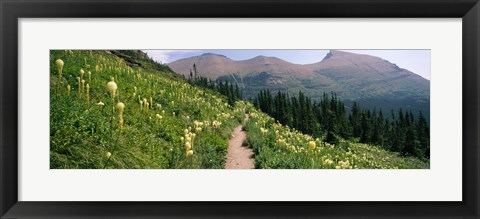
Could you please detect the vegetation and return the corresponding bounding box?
[50,50,243,168]
[186,63,242,106]
[50,50,429,169]
[252,90,430,159]
[244,103,428,169]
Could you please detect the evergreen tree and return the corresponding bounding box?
[360,111,370,143]
[350,102,362,137]
[193,63,198,80]
[403,112,420,157]
[416,111,430,158]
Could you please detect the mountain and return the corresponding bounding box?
[168,53,334,97]
[305,50,429,100]
[166,53,238,79]
[168,50,430,119]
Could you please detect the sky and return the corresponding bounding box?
[144,50,431,80]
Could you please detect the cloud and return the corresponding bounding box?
[142,50,200,64]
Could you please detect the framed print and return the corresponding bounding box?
[1,0,479,218]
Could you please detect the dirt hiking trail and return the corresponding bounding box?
[225,115,254,169]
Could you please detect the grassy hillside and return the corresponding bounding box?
[50,50,243,168]
[50,50,429,169]
[243,105,429,169]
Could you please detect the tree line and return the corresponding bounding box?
[186,63,242,106]
[252,89,430,159]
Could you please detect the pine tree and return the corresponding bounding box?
[416,111,430,158]
[360,111,370,143]
[351,102,362,138]
[403,112,419,157]
[193,63,198,81]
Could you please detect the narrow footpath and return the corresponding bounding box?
[225,116,254,169]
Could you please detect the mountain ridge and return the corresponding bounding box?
[169,50,428,80]
[168,50,430,119]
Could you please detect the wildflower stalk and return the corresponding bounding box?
[104,80,119,167]
[103,124,122,169]
[117,102,125,130]
[81,80,85,97]
[86,84,90,102]
[103,88,125,169]
[104,101,125,168]
[80,69,84,80]
[55,59,64,97]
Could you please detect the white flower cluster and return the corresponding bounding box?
[212,120,222,128]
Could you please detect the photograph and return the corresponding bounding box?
[50,49,430,169]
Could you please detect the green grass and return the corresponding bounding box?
[50,50,243,169]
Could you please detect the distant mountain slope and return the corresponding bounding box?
[304,50,430,119]
[168,53,333,84]
[167,53,239,79]
[305,50,429,100]
[168,50,430,118]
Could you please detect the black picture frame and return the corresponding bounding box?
[1,0,479,218]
